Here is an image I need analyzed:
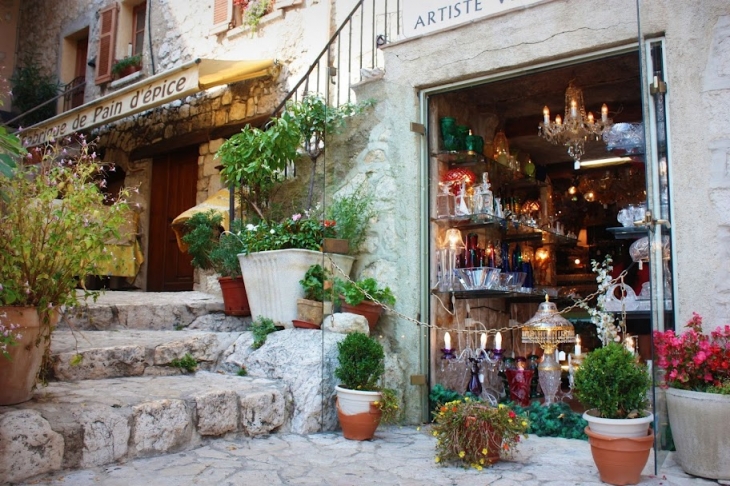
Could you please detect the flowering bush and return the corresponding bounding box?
[0,312,21,359]
[654,313,730,393]
[432,398,528,470]
[575,255,621,345]
[235,213,332,255]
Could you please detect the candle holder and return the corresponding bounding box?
[466,357,482,396]
[441,348,457,360]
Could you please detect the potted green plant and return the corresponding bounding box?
[322,187,375,255]
[654,313,730,480]
[334,331,399,440]
[181,211,250,316]
[336,277,395,333]
[432,398,528,469]
[0,134,131,405]
[296,264,331,326]
[573,341,653,485]
[111,54,142,79]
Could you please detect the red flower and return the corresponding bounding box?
[323,220,336,228]
[508,411,516,419]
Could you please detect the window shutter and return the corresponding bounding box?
[95,4,118,84]
[211,0,232,34]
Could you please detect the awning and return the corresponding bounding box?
[171,188,237,253]
[19,59,278,148]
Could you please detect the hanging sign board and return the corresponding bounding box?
[402,0,548,38]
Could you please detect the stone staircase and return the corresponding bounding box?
[0,291,297,485]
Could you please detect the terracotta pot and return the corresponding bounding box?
[585,427,654,485]
[666,387,730,480]
[335,386,382,441]
[0,307,47,405]
[323,238,349,255]
[461,412,502,465]
[340,300,383,333]
[218,276,251,317]
[296,298,324,325]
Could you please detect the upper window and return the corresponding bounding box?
[94,2,147,85]
[132,2,146,57]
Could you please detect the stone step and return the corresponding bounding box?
[50,330,243,381]
[0,372,292,484]
[59,291,250,331]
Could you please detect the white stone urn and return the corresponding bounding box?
[666,387,730,480]
[582,410,654,438]
[238,249,354,328]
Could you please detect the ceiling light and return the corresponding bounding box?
[539,81,613,169]
[578,156,633,168]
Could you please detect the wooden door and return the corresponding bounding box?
[147,149,197,291]
[72,38,88,109]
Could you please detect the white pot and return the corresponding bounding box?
[238,249,354,328]
[335,385,381,416]
[583,410,654,438]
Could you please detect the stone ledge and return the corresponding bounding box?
[0,372,291,484]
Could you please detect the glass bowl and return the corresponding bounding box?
[455,267,500,290]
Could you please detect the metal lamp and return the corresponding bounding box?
[521,296,575,405]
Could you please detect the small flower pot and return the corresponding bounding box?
[323,238,349,255]
[296,298,323,325]
[340,300,383,333]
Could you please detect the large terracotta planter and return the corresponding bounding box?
[238,249,354,328]
[585,427,654,485]
[0,307,46,405]
[666,387,730,480]
[340,300,383,333]
[218,276,251,317]
[335,385,382,440]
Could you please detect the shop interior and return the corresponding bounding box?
[427,50,667,406]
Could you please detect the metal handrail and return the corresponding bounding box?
[6,78,86,128]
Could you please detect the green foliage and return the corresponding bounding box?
[512,401,588,440]
[336,277,396,307]
[111,54,142,76]
[181,210,223,271]
[0,135,132,346]
[335,331,384,391]
[209,219,246,277]
[216,115,300,221]
[376,387,401,425]
[242,0,272,30]
[10,52,61,126]
[574,342,651,419]
[299,264,330,302]
[237,366,248,377]
[428,384,479,411]
[711,379,730,395]
[250,316,278,349]
[324,188,375,255]
[234,214,325,255]
[169,353,198,373]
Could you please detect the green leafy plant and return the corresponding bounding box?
[0,134,132,350]
[374,387,401,425]
[428,384,480,412]
[169,353,198,373]
[0,318,20,360]
[574,342,651,419]
[181,210,223,271]
[241,0,273,30]
[237,366,248,377]
[512,401,588,440]
[336,277,396,307]
[111,54,142,77]
[432,398,528,470]
[335,331,384,391]
[232,213,329,255]
[299,264,330,302]
[9,53,61,126]
[324,188,375,255]
[0,76,23,177]
[250,316,278,349]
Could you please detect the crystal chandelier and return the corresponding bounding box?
[539,81,613,169]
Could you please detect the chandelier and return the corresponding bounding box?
[539,81,613,169]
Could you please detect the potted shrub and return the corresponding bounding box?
[654,313,730,480]
[181,211,250,316]
[432,398,528,469]
[111,54,142,79]
[334,331,399,440]
[296,264,331,326]
[322,187,375,256]
[0,134,131,405]
[336,277,395,333]
[573,342,653,485]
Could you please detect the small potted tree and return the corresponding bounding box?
[336,277,395,333]
[295,264,331,327]
[322,188,375,255]
[181,211,250,316]
[334,331,399,440]
[574,342,653,485]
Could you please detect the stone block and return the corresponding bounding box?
[53,345,146,381]
[131,399,193,456]
[322,312,369,334]
[196,390,239,436]
[238,389,287,436]
[0,410,64,483]
[78,406,131,467]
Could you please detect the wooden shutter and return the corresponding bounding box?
[95,4,118,84]
[211,0,232,34]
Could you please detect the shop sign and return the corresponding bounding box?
[402,0,547,38]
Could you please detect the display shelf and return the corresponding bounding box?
[432,288,572,303]
[432,215,576,246]
[607,226,648,239]
[433,151,485,166]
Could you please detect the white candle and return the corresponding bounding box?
[575,335,582,356]
[558,351,566,361]
[570,99,578,118]
[444,332,451,351]
[568,354,572,366]
[543,106,550,124]
[128,43,133,57]
[480,333,487,350]
[495,331,502,350]
[601,104,609,122]
[555,114,562,125]
[587,112,594,124]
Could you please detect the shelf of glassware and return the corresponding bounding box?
[606,226,648,240]
[432,214,578,246]
[433,151,548,189]
[433,287,569,303]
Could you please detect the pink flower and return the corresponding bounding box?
[292,213,302,221]
[693,351,707,365]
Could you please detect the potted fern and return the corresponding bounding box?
[334,332,399,440]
